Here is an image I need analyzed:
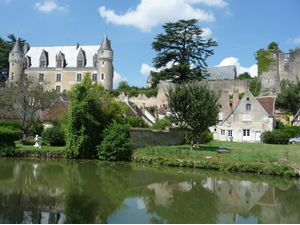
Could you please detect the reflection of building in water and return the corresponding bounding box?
[147,181,192,207]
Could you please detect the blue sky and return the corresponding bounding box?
[1,0,300,87]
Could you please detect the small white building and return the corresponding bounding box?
[211,91,276,142]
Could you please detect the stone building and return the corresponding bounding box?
[8,35,114,91]
[211,90,276,142]
[260,48,300,96]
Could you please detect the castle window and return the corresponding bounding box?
[39,50,48,68]
[56,74,61,82]
[246,97,250,101]
[246,103,251,111]
[39,73,44,82]
[77,73,82,82]
[92,73,97,82]
[11,73,14,80]
[56,85,61,93]
[56,51,65,69]
[101,74,104,80]
[228,130,233,137]
[102,61,105,65]
[77,48,86,68]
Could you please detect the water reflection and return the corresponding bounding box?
[0,158,300,224]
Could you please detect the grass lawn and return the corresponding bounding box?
[133,140,300,172]
[15,141,65,154]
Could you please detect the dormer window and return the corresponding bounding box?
[56,51,65,68]
[93,54,97,68]
[77,48,86,68]
[39,50,48,68]
[25,56,31,68]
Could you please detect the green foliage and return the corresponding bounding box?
[20,136,35,145]
[65,74,107,159]
[152,117,172,130]
[249,77,261,97]
[275,120,285,129]
[31,121,44,136]
[98,122,132,161]
[42,126,66,146]
[126,116,148,128]
[237,72,252,80]
[185,130,213,144]
[0,37,12,71]
[256,42,278,76]
[276,79,300,114]
[112,81,158,97]
[151,19,217,85]
[0,127,19,156]
[168,82,219,144]
[0,120,22,131]
[261,126,300,144]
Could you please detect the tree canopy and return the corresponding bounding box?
[237,72,252,80]
[151,19,217,86]
[167,82,219,146]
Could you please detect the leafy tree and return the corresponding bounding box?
[0,76,58,138]
[167,82,219,147]
[112,81,158,98]
[249,77,261,97]
[276,79,300,115]
[256,41,278,76]
[237,72,252,80]
[151,19,217,85]
[98,122,132,161]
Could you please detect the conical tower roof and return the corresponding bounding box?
[99,35,112,50]
[11,38,23,53]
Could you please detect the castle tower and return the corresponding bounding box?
[97,35,114,91]
[8,38,25,82]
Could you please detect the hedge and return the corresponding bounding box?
[261,126,300,144]
[0,127,21,156]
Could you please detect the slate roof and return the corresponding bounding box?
[256,96,276,117]
[206,65,237,80]
[25,45,99,68]
[11,38,23,53]
[99,35,112,50]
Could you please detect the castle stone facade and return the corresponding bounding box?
[260,48,300,96]
[8,35,114,91]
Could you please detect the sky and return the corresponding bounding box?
[1,0,300,87]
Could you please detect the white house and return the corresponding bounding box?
[211,90,276,142]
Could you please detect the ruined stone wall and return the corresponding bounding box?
[130,128,186,148]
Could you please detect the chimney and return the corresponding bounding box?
[76,43,80,50]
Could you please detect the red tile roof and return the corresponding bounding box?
[256,96,276,117]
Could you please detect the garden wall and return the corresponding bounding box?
[130,128,186,148]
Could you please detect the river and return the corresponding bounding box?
[0,158,299,223]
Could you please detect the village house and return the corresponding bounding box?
[211,90,276,142]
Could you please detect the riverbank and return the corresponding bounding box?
[132,141,300,177]
[15,142,65,158]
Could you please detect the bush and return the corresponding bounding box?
[31,121,44,136]
[0,127,19,156]
[261,126,300,144]
[152,117,171,130]
[185,130,213,144]
[0,120,22,131]
[42,127,66,146]
[126,116,148,128]
[21,136,35,145]
[98,122,132,161]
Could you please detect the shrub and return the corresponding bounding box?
[0,127,19,156]
[21,136,35,145]
[0,120,22,131]
[126,116,148,128]
[152,117,171,130]
[261,126,300,144]
[185,130,213,144]
[98,122,132,161]
[31,121,44,136]
[42,127,66,146]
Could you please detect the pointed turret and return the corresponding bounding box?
[8,38,25,82]
[97,35,114,91]
[99,34,112,50]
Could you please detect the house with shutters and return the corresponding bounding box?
[211,90,276,142]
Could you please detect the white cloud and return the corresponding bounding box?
[288,35,300,46]
[140,63,159,77]
[217,57,258,77]
[202,27,212,38]
[35,0,66,13]
[99,0,217,32]
[113,71,127,87]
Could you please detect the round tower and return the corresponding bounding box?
[8,38,25,82]
[97,35,114,91]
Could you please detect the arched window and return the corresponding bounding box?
[77,48,86,68]
[246,103,251,111]
[39,50,48,68]
[56,51,65,68]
